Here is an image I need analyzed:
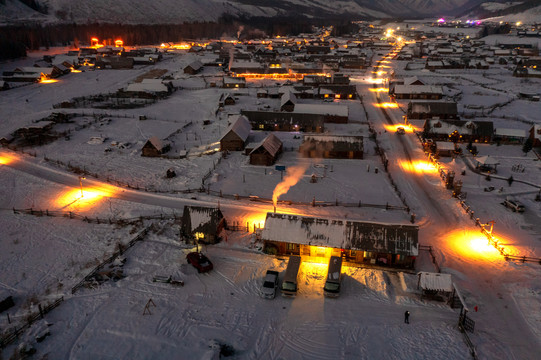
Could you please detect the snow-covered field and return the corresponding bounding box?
[1,25,541,359]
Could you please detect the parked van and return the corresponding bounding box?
[281,255,301,297]
[323,256,343,297]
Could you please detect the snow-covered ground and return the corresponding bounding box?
[1,25,541,359]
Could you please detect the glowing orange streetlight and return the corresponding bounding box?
[79,176,86,198]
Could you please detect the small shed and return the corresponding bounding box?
[219,92,235,106]
[280,91,297,112]
[141,136,170,157]
[184,60,203,75]
[249,134,283,166]
[181,206,226,244]
[220,115,251,151]
[417,272,453,301]
[435,141,456,157]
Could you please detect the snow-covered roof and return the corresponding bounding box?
[261,212,418,256]
[250,133,282,157]
[225,115,251,141]
[475,155,499,165]
[185,60,203,70]
[435,141,456,151]
[147,136,164,150]
[393,85,443,95]
[404,76,424,86]
[409,101,457,115]
[16,67,54,75]
[184,206,223,231]
[417,272,453,292]
[293,104,348,117]
[280,91,297,107]
[223,76,246,84]
[303,134,363,144]
[495,128,526,138]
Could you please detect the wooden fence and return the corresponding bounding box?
[11,208,179,226]
[71,226,151,294]
[0,297,64,349]
[418,134,541,266]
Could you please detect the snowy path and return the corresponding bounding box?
[353,59,541,359]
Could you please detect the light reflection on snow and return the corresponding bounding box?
[0,155,14,165]
[383,123,420,133]
[40,78,59,84]
[55,186,116,209]
[398,160,438,175]
[369,88,388,93]
[446,229,501,261]
[374,102,398,108]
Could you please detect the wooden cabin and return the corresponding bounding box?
[241,110,325,133]
[184,60,203,75]
[299,135,363,159]
[220,115,251,151]
[261,212,419,269]
[249,134,283,166]
[141,136,170,157]
[181,206,226,244]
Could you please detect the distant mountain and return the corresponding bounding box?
[458,0,541,22]
[3,0,533,26]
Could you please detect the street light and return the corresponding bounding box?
[79,176,86,198]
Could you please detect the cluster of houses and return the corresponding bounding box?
[396,86,541,156]
[392,31,540,76]
[1,45,163,85]
[2,61,71,83]
[179,206,419,269]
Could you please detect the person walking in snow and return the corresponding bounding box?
[404,311,410,324]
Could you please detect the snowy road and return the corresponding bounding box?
[352,55,541,359]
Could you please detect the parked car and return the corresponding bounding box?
[503,197,525,212]
[260,270,279,299]
[186,252,213,273]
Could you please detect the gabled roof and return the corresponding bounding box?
[146,136,164,150]
[185,60,203,71]
[475,155,499,165]
[250,133,282,157]
[280,91,297,108]
[261,212,418,256]
[224,115,251,141]
[404,76,424,86]
[183,206,224,232]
